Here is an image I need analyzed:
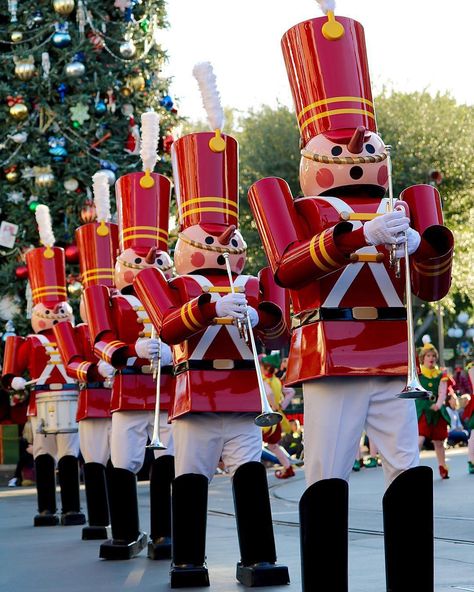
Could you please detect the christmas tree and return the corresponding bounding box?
[0,0,180,337]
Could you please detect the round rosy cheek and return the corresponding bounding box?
[377,165,388,186]
[316,168,334,189]
[191,252,205,267]
[123,270,135,284]
[38,320,46,329]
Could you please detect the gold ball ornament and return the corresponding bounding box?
[5,169,20,184]
[9,103,29,121]
[130,73,146,92]
[14,61,36,81]
[11,31,23,43]
[35,170,55,188]
[53,0,75,15]
[120,86,132,97]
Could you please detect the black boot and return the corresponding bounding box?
[233,462,290,587]
[57,455,86,525]
[82,462,110,540]
[33,454,58,526]
[299,478,348,592]
[99,467,146,560]
[383,467,433,592]
[148,455,174,560]
[170,473,210,588]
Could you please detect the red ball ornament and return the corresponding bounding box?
[15,265,28,280]
[163,134,174,154]
[80,200,96,223]
[64,244,79,263]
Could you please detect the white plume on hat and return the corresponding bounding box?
[192,62,225,131]
[316,0,336,14]
[422,334,432,345]
[35,204,55,248]
[140,110,160,173]
[92,171,111,222]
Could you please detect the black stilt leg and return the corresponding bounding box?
[233,462,290,587]
[383,467,433,592]
[82,462,110,540]
[99,467,146,560]
[148,455,174,559]
[299,478,348,592]
[57,455,86,525]
[170,473,210,588]
[33,454,58,526]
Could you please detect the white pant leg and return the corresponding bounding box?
[364,377,419,487]
[220,414,262,477]
[79,419,112,466]
[56,431,80,459]
[111,410,150,473]
[173,413,223,480]
[152,411,175,459]
[31,416,58,460]
[303,378,369,485]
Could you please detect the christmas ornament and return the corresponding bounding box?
[28,200,39,211]
[140,18,150,33]
[57,83,68,103]
[48,136,68,160]
[8,0,18,22]
[69,102,90,125]
[28,10,44,28]
[163,133,174,153]
[65,244,79,263]
[15,266,28,280]
[11,31,23,42]
[73,121,81,129]
[2,320,17,343]
[0,220,19,249]
[106,88,116,113]
[87,30,104,51]
[124,115,140,154]
[67,280,82,296]
[41,52,51,79]
[53,0,75,15]
[34,166,55,188]
[130,73,145,91]
[39,106,57,132]
[6,191,24,204]
[4,166,20,184]
[65,59,85,78]
[94,100,107,116]
[119,39,136,58]
[13,56,36,81]
[8,132,28,144]
[9,102,28,121]
[121,103,134,117]
[160,95,174,111]
[80,200,96,223]
[90,132,111,150]
[52,24,72,48]
[64,177,79,192]
[120,86,132,97]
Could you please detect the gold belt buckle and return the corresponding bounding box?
[352,307,378,320]
[141,365,153,374]
[49,383,62,391]
[213,359,234,370]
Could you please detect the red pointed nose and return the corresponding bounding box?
[347,126,366,154]
[217,225,236,245]
[145,246,157,264]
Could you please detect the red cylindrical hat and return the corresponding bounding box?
[25,247,67,306]
[171,132,239,232]
[75,222,119,288]
[281,16,376,146]
[115,172,171,255]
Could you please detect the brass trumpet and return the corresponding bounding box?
[385,145,401,279]
[146,326,167,450]
[223,253,282,427]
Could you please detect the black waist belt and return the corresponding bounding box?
[120,366,173,376]
[34,383,77,392]
[174,359,255,376]
[79,382,106,390]
[293,306,407,328]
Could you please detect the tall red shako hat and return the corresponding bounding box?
[171,62,239,236]
[115,111,171,256]
[25,205,67,306]
[281,2,377,146]
[75,171,119,289]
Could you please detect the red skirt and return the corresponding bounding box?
[418,414,448,441]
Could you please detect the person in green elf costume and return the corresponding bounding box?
[461,362,474,474]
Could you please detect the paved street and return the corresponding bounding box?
[1,448,474,592]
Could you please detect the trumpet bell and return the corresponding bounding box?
[146,438,167,451]
[254,411,283,427]
[396,382,431,400]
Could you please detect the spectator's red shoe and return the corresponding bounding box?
[275,466,295,479]
[439,465,449,479]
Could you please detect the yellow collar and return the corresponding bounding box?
[421,365,441,378]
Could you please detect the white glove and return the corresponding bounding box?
[247,307,259,328]
[363,210,410,246]
[11,377,27,391]
[393,227,421,258]
[135,337,160,360]
[160,343,173,367]
[97,360,115,379]
[215,293,247,319]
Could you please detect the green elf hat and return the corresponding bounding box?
[261,352,281,369]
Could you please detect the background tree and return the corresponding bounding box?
[0,0,180,339]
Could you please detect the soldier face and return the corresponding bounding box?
[174,224,247,276]
[115,248,173,290]
[31,302,74,333]
[299,131,388,198]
